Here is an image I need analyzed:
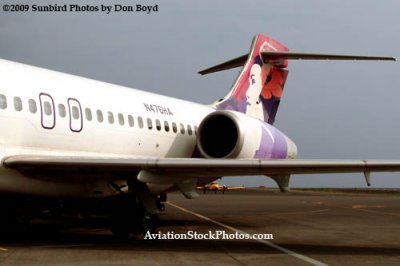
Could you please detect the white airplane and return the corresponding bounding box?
[0,34,398,238]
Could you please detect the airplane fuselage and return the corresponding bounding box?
[0,59,217,197]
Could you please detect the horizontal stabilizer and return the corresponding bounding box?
[199,51,396,75]
[198,54,247,75]
[261,51,396,61]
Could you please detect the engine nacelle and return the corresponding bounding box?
[197,111,298,159]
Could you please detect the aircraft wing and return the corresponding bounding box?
[4,155,400,177]
[5,155,400,198]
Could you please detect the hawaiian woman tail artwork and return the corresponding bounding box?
[214,34,289,125]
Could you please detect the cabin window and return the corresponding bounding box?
[85,108,92,121]
[194,126,198,135]
[28,99,37,113]
[128,115,134,127]
[108,111,114,124]
[147,118,153,130]
[96,110,103,123]
[14,97,22,111]
[180,123,185,134]
[156,119,161,131]
[164,121,170,132]
[172,122,177,133]
[58,104,66,117]
[0,94,7,109]
[44,101,52,115]
[138,116,144,128]
[72,106,80,119]
[187,125,193,135]
[118,113,124,125]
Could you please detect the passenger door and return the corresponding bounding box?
[39,93,55,129]
[68,98,83,132]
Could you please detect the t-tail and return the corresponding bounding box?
[199,34,396,125]
[207,35,289,125]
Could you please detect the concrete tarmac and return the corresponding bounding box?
[0,189,399,265]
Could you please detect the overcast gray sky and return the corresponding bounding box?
[1,0,400,188]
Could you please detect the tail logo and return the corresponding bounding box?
[215,35,288,124]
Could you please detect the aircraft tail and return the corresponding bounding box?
[209,34,289,125]
[199,34,395,125]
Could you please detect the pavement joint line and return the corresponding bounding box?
[352,208,400,217]
[31,244,93,249]
[167,201,328,266]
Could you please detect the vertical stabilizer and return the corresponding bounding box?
[214,34,289,125]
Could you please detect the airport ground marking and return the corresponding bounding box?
[167,201,328,266]
[352,207,400,217]
[0,247,8,251]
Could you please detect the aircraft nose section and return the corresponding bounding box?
[285,136,298,159]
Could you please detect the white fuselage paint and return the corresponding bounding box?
[0,59,214,197]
